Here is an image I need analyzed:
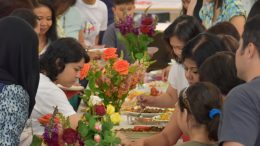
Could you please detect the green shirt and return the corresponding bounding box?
[175,141,218,146]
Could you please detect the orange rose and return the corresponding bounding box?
[102,48,118,60]
[80,63,90,80]
[38,114,60,125]
[113,60,129,75]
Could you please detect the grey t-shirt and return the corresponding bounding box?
[218,77,260,146]
[102,23,130,61]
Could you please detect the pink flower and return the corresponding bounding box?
[94,104,106,116]
[94,122,102,132]
[94,134,101,143]
[62,128,78,144]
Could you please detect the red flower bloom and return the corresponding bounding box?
[62,128,78,144]
[141,15,154,25]
[80,63,90,80]
[94,104,106,116]
[38,114,60,126]
[102,48,118,61]
[113,60,129,75]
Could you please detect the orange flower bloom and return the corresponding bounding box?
[102,48,118,60]
[38,114,60,125]
[80,63,91,80]
[113,60,129,75]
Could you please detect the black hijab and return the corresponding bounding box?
[0,16,39,117]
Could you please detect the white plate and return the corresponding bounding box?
[87,48,106,53]
[58,85,84,91]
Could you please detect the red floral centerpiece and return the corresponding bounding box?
[115,7,157,62]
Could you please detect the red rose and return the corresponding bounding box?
[102,48,118,60]
[62,128,78,144]
[94,104,106,116]
[141,15,154,25]
[113,60,129,75]
[140,25,151,34]
[80,63,90,80]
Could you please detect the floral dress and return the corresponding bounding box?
[199,0,246,28]
[0,83,29,145]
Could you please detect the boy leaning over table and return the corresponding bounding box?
[102,0,135,61]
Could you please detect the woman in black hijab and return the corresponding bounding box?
[0,17,39,145]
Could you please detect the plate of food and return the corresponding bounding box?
[123,106,166,117]
[115,126,164,140]
[152,111,173,122]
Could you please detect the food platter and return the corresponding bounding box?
[123,111,163,117]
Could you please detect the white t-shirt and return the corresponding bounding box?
[75,0,108,46]
[167,60,189,95]
[30,73,76,135]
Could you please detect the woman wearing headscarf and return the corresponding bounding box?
[0,17,39,145]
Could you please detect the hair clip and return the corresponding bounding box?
[209,108,221,119]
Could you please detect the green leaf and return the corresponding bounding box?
[95,71,102,78]
[30,135,42,146]
[114,137,121,144]
[102,83,109,90]
[85,139,96,146]
[89,117,96,129]
[89,78,96,90]
[128,65,137,73]
[135,53,144,60]
[78,121,89,137]
[84,89,92,98]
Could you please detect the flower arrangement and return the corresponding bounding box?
[82,48,146,112]
[115,7,157,62]
[31,105,121,146]
[30,48,148,146]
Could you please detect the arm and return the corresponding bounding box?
[187,0,197,16]
[223,142,244,146]
[139,85,178,108]
[69,113,82,130]
[230,15,245,37]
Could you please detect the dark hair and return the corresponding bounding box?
[10,8,37,28]
[40,37,90,81]
[51,0,76,16]
[113,0,135,5]
[181,33,227,68]
[32,0,58,42]
[179,82,222,141]
[199,52,244,95]
[164,15,205,61]
[247,0,260,20]
[217,34,239,53]
[242,15,260,54]
[207,21,240,41]
[0,0,33,18]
